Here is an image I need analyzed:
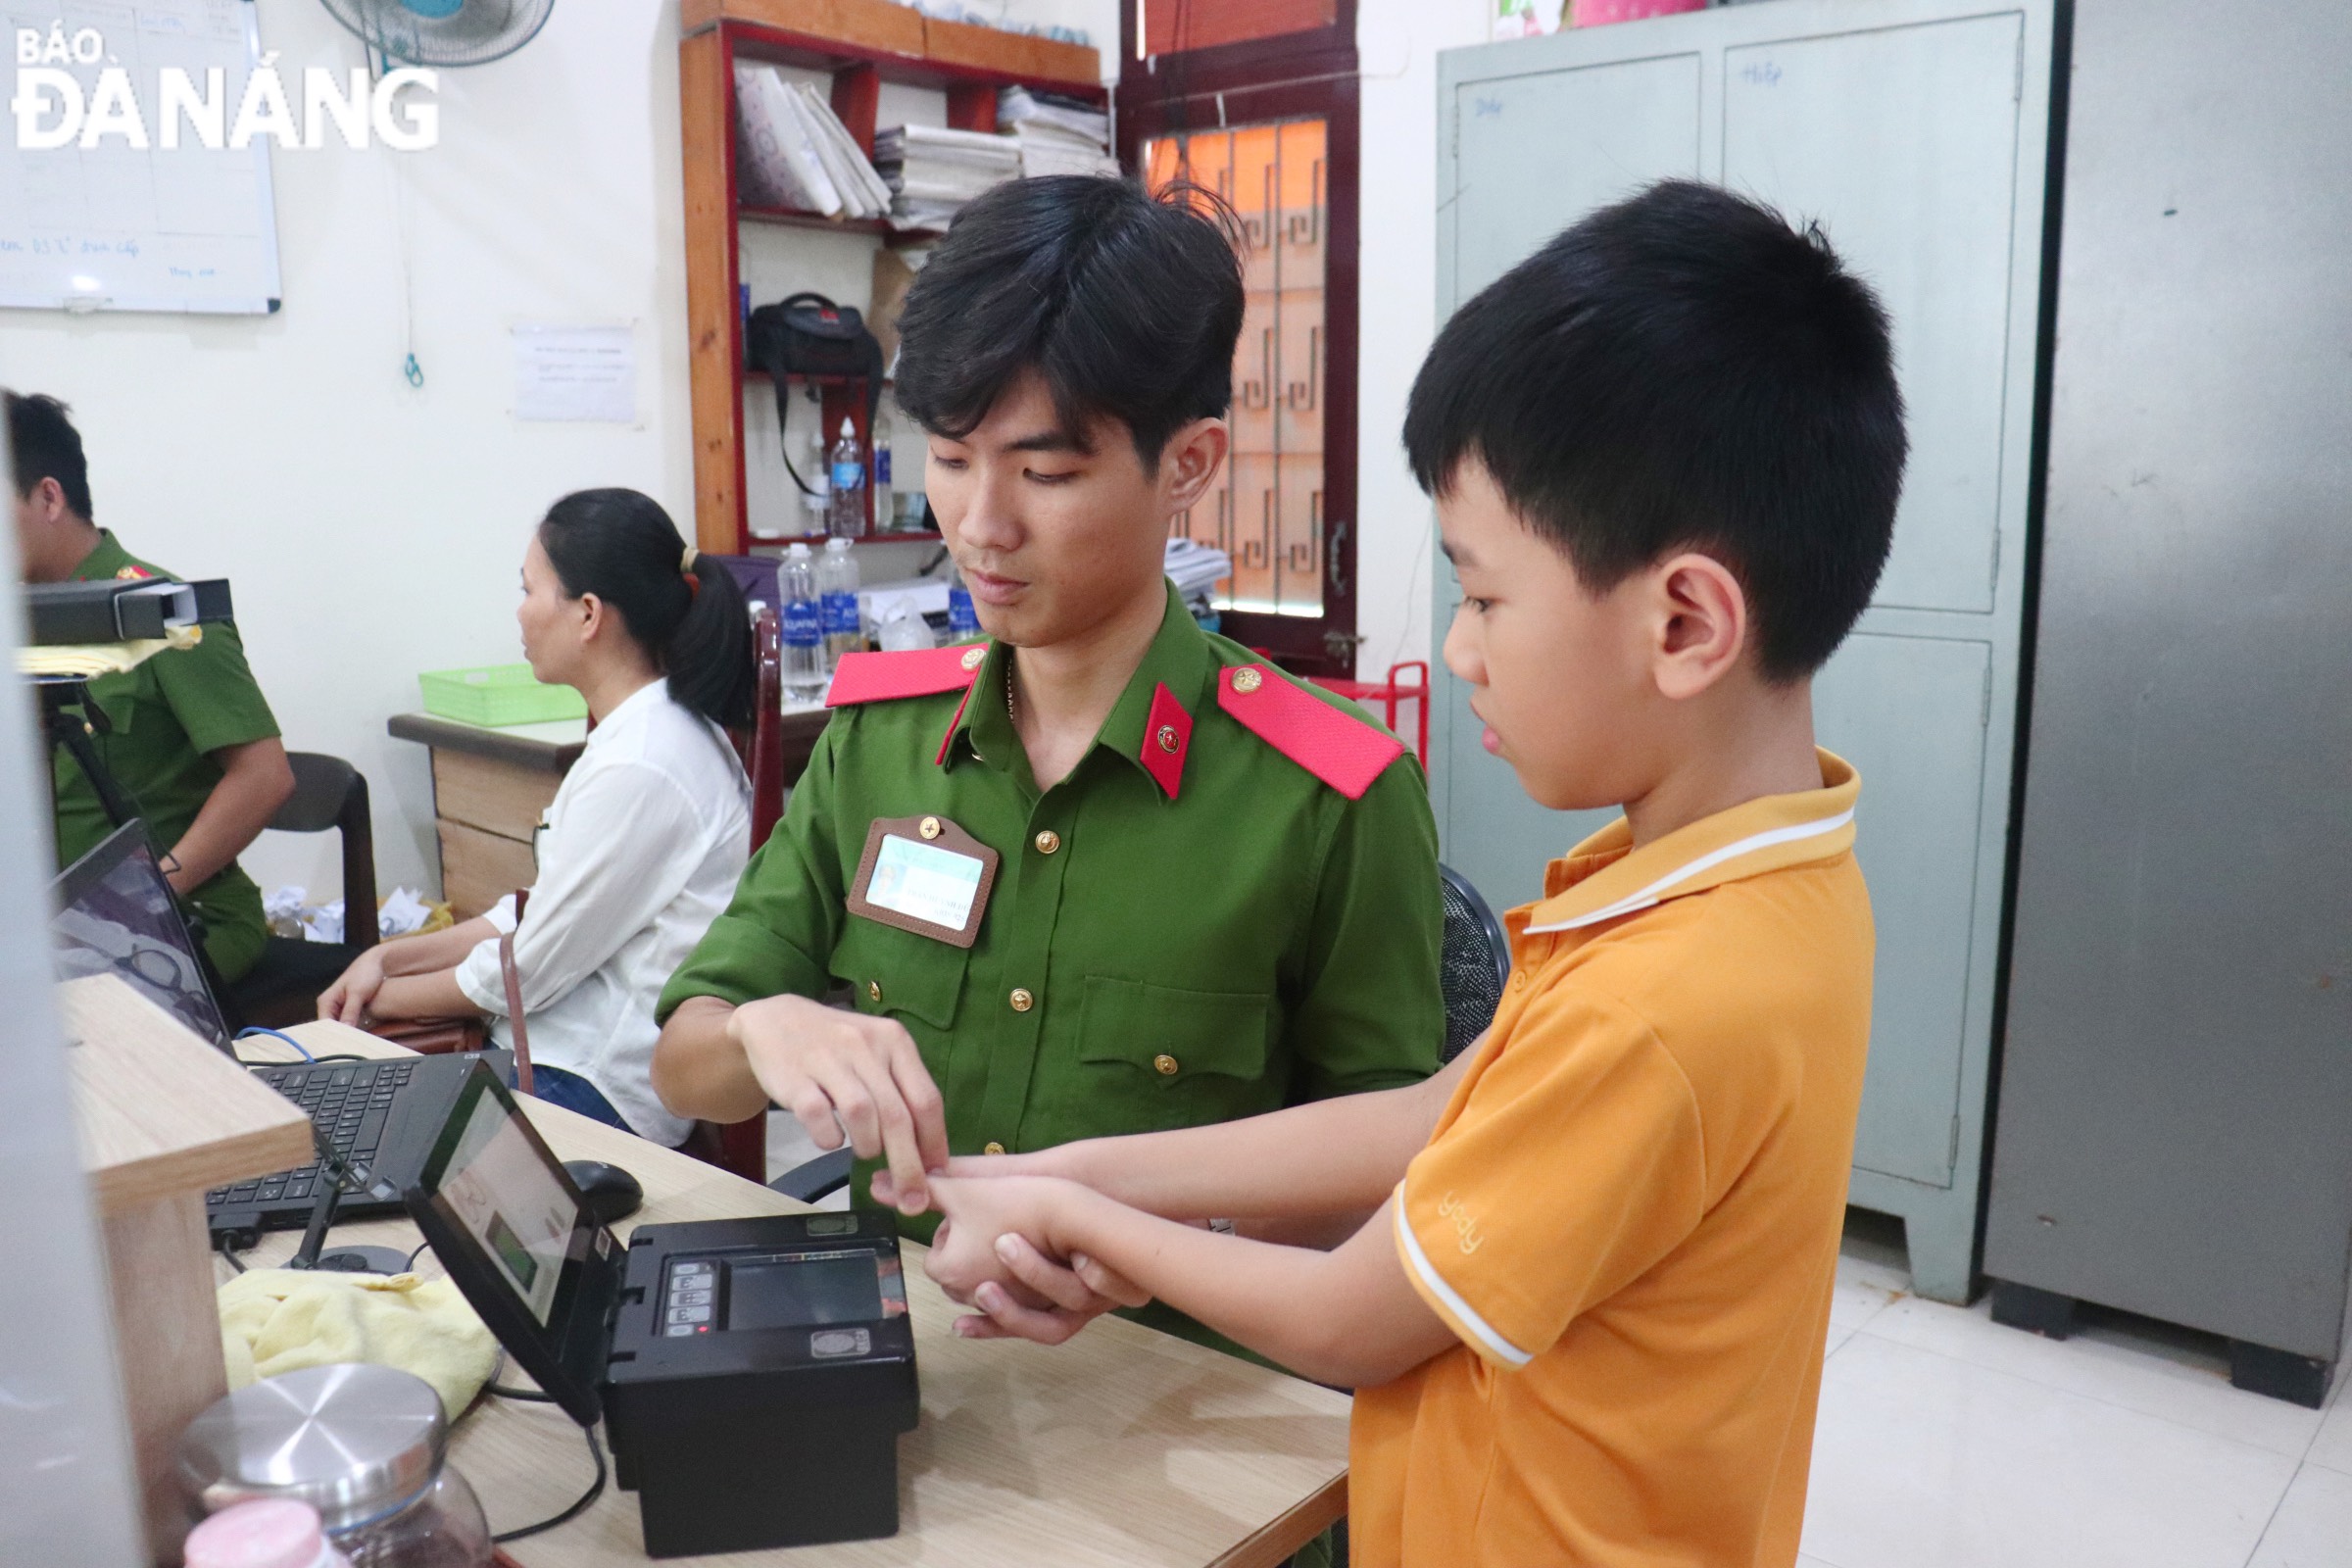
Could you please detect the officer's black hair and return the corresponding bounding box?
[535,489,754,732]
[892,174,1246,469]
[5,390,96,519]
[1403,179,1907,681]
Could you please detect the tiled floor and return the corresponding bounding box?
[1803,1213,2352,1568]
[762,1118,2352,1568]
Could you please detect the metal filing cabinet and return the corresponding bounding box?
[1984,0,2352,1405]
[1432,0,2057,1300]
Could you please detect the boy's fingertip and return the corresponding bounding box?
[1070,1252,1092,1273]
[994,1233,1019,1263]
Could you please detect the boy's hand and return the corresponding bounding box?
[869,1146,1068,1204]
[923,1173,1150,1344]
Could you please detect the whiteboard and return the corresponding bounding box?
[0,0,282,314]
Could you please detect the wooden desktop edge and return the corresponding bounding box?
[254,1021,1349,1568]
[1210,1475,1349,1568]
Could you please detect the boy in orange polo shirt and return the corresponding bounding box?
[887,179,1907,1567]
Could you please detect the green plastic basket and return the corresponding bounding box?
[417,663,587,727]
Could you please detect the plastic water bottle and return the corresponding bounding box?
[947,569,981,640]
[871,416,894,532]
[827,417,867,539]
[818,537,862,667]
[778,543,825,703]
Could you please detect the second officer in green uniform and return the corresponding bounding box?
[10,391,293,982]
[653,178,1445,1338]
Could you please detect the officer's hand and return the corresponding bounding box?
[318,947,389,1026]
[728,994,950,1213]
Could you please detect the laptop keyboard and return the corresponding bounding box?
[206,1058,421,1211]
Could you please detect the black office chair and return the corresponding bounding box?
[1438,862,1511,1062]
[229,752,378,1029]
[768,863,1517,1203]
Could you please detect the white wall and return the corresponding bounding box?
[1,0,696,900]
[1353,0,1493,679]
[0,0,1481,903]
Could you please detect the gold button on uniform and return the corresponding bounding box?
[983,1142,1006,1155]
[919,815,942,840]
[1009,988,1034,1012]
[1155,724,1181,753]
[1034,829,1060,855]
[1153,1054,1179,1077]
[867,980,883,1004]
[1231,667,1263,694]
[959,645,986,671]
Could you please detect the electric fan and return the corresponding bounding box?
[320,0,555,69]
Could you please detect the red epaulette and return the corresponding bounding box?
[825,643,988,708]
[1216,663,1406,801]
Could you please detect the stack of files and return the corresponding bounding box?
[1163,537,1233,607]
[999,85,1109,144]
[1000,86,1118,180]
[872,123,1022,230]
[734,65,894,220]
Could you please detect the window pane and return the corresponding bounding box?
[1139,0,1337,58]
[1146,119,1329,618]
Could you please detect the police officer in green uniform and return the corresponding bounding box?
[653,178,1446,1347]
[9,392,293,982]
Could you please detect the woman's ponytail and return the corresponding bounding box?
[536,488,755,732]
[666,553,755,730]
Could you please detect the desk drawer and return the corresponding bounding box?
[432,750,563,841]
[437,820,537,920]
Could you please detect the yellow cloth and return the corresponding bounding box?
[219,1269,499,1418]
[1352,752,1875,1568]
[16,624,200,678]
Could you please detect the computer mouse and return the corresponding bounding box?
[563,1159,644,1225]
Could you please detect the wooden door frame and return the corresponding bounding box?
[1118,6,1362,675]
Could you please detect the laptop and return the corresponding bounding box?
[50,819,511,1249]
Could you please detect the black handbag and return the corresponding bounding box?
[745,291,885,495]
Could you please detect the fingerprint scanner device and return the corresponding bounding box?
[404,1063,918,1557]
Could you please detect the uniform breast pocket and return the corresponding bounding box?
[828,915,968,1035]
[1077,976,1274,1131]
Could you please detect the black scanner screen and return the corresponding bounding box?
[727,1252,883,1330]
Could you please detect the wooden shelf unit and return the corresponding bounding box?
[680,0,1104,554]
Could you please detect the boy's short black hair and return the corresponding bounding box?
[893,175,1245,468]
[1405,179,1906,680]
[5,391,95,519]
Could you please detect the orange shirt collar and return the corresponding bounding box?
[1519,749,1860,937]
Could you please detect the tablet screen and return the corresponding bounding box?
[433,1077,581,1325]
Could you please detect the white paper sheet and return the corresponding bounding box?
[512,323,636,423]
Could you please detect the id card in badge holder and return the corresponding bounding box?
[847,816,1000,948]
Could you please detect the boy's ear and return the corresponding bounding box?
[1158,416,1230,515]
[1647,552,1749,702]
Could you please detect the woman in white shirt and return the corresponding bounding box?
[319,489,754,1145]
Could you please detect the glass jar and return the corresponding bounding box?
[179,1364,492,1568]
[329,1465,492,1568]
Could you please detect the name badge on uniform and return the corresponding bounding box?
[847,815,999,949]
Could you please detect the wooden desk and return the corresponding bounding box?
[228,1022,1350,1568]
[389,707,831,919]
